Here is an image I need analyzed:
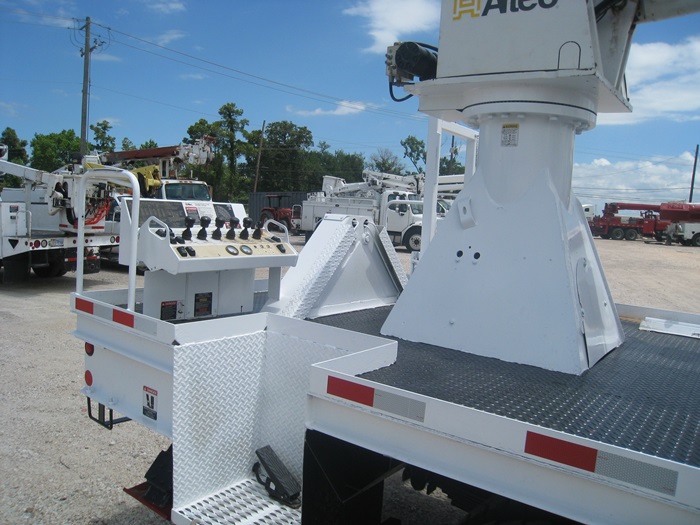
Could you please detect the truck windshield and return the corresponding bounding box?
[165,183,211,201]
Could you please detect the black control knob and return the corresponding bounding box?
[212,217,225,240]
[182,216,196,241]
[252,225,262,240]
[197,216,211,240]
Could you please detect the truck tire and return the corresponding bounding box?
[404,228,422,252]
[692,233,700,247]
[610,227,625,241]
[260,210,275,226]
[625,229,638,241]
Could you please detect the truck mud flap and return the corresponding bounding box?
[1,253,31,283]
[302,429,403,525]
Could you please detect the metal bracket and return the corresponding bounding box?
[86,397,130,430]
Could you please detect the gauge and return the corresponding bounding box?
[225,245,239,256]
[240,245,253,255]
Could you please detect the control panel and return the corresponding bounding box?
[122,201,298,322]
[137,215,298,275]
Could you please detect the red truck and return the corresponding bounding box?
[588,202,670,241]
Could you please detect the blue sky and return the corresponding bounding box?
[2,0,700,212]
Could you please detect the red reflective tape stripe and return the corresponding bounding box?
[525,431,598,472]
[327,376,375,406]
[112,309,135,328]
[75,297,94,314]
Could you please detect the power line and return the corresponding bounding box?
[92,21,426,123]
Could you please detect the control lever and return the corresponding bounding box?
[212,217,225,240]
[226,217,239,240]
[182,216,195,241]
[197,216,211,240]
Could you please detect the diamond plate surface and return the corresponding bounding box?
[172,324,354,512]
[256,331,348,481]
[277,222,355,319]
[378,227,408,287]
[174,478,300,525]
[314,307,700,467]
[173,332,266,509]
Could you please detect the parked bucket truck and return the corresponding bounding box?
[102,138,215,201]
[660,202,700,246]
[0,151,125,283]
[68,1,700,524]
[297,170,451,251]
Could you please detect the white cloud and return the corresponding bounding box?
[91,53,122,62]
[287,100,376,117]
[145,1,186,14]
[180,73,207,81]
[155,30,186,46]
[97,117,122,127]
[599,37,700,125]
[0,102,20,118]
[573,152,696,211]
[344,0,441,53]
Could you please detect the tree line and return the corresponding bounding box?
[1,101,465,202]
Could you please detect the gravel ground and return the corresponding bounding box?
[0,237,697,524]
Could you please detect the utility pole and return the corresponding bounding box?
[79,17,92,157]
[79,17,103,157]
[253,120,266,193]
[689,144,698,203]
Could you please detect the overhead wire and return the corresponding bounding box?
[92,21,426,123]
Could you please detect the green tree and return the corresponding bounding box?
[90,120,116,153]
[30,129,81,172]
[440,156,465,175]
[121,137,136,151]
[1,127,29,165]
[140,139,158,149]
[217,103,251,201]
[368,148,404,174]
[306,145,364,189]
[252,120,314,192]
[401,135,426,174]
[0,127,28,188]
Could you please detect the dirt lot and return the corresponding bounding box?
[0,238,697,524]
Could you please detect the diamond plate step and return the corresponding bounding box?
[172,478,300,525]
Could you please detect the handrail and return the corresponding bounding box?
[75,168,140,311]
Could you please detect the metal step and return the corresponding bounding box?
[172,478,300,525]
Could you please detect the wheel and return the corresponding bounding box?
[32,260,67,278]
[655,233,665,242]
[624,229,638,241]
[260,210,275,225]
[403,228,422,252]
[692,233,700,247]
[610,227,625,240]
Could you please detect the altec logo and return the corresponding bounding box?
[453,0,558,19]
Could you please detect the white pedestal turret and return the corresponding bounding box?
[382,0,642,374]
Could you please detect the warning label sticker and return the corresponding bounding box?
[501,124,519,147]
[143,386,158,420]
